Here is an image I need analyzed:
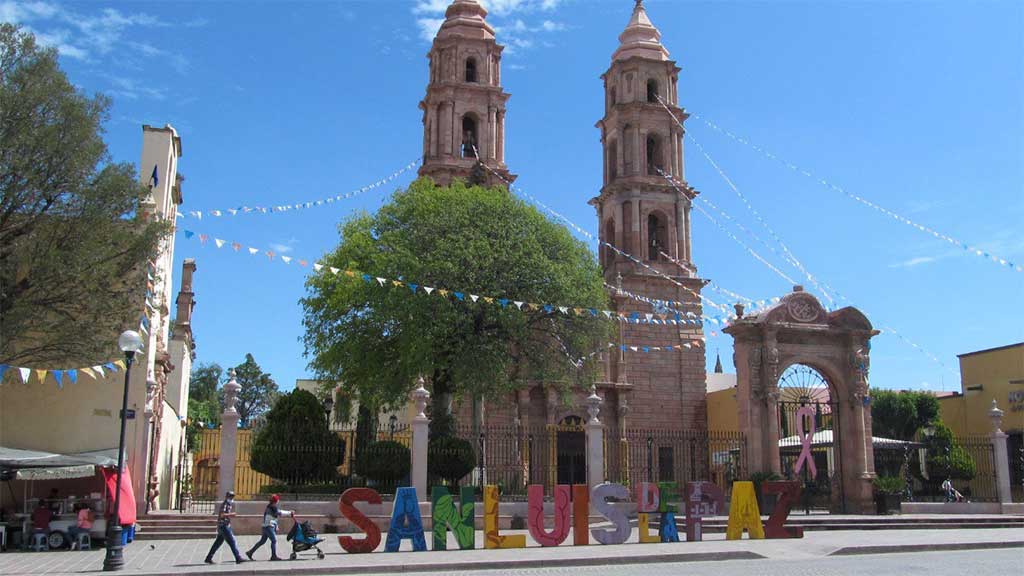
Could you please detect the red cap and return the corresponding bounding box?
[270,494,280,503]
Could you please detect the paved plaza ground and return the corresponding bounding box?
[0,527,1021,576]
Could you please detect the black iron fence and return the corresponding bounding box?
[447,424,572,500]
[872,433,999,502]
[605,429,747,499]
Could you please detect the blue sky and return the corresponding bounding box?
[5,0,1022,394]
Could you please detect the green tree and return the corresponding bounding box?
[0,25,169,365]
[870,389,940,440]
[922,422,976,483]
[230,353,280,428]
[185,363,223,450]
[250,389,345,484]
[301,178,610,434]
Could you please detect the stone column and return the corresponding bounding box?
[675,200,686,263]
[683,204,692,261]
[411,377,431,502]
[497,111,505,163]
[218,369,241,497]
[489,107,497,160]
[989,400,1012,504]
[585,387,604,490]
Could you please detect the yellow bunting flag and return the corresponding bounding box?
[34,369,48,384]
[81,367,96,379]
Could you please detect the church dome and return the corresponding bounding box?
[435,0,496,42]
[613,0,670,62]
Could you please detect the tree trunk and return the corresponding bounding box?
[429,369,456,438]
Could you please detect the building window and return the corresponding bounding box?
[461,116,478,158]
[608,139,618,180]
[658,446,674,482]
[465,58,478,83]
[610,87,617,106]
[646,134,663,175]
[647,79,659,103]
[604,219,616,267]
[648,213,667,261]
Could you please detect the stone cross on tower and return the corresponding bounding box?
[418,0,516,188]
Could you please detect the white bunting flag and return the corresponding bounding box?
[248,247,259,255]
[281,256,292,264]
[18,367,30,383]
[376,277,387,286]
[424,287,435,295]
[313,263,323,272]
[514,301,524,310]
[558,306,568,314]
[214,238,226,248]
[470,295,479,302]
[93,365,105,377]
[329,267,340,275]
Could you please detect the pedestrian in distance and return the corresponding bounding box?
[246,494,294,561]
[204,491,246,564]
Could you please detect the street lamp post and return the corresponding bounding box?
[322,396,334,428]
[103,330,144,572]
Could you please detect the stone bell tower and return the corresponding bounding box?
[591,1,707,429]
[418,0,515,187]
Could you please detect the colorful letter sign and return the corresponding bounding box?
[591,483,631,545]
[385,487,427,552]
[432,486,475,550]
[762,481,803,539]
[572,484,589,545]
[685,481,724,542]
[527,484,571,547]
[726,481,764,540]
[484,485,525,549]
[338,488,381,554]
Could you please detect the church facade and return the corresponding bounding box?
[422,1,707,438]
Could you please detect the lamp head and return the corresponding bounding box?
[118,330,144,357]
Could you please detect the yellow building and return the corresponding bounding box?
[938,342,1023,497]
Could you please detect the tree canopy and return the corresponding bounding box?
[0,24,169,365]
[301,178,610,429]
[870,389,940,441]
[186,363,223,450]
[250,389,345,485]
[231,353,279,429]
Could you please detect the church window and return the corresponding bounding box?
[623,124,634,174]
[465,58,478,83]
[647,78,659,103]
[608,139,618,180]
[461,115,478,158]
[604,219,616,267]
[646,134,663,175]
[648,212,667,261]
[610,87,617,106]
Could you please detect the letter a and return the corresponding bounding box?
[726,481,764,540]
[527,484,571,546]
[338,488,382,553]
[385,487,427,552]
[431,486,475,550]
[484,485,525,549]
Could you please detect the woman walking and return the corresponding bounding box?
[246,494,294,561]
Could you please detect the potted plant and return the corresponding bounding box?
[872,475,905,515]
[750,471,782,515]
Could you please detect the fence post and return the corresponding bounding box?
[218,368,241,496]
[585,387,604,490]
[411,376,431,502]
[988,400,1012,504]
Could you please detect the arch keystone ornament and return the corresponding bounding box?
[724,286,879,514]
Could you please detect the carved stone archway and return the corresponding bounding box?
[724,286,879,513]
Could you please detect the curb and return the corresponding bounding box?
[125,551,766,576]
[830,541,1024,556]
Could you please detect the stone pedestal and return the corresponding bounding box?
[585,389,604,490]
[218,369,241,497]
[989,401,1012,504]
[411,378,430,502]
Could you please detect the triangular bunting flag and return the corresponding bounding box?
[0,364,7,383]
[184,230,195,239]
[299,260,308,267]
[424,287,435,295]
[248,247,259,255]
[483,297,494,303]
[281,256,292,264]
[103,362,117,373]
[115,360,126,371]
[438,289,449,297]
[53,370,63,389]
[67,370,78,385]
[331,267,341,275]
[266,251,275,260]
[514,301,524,309]
[81,367,95,379]
[630,346,638,352]
[375,277,387,286]
[18,367,31,383]
[558,306,568,314]
[453,292,464,301]
[34,369,47,384]
[391,280,403,287]
[470,294,479,302]
[408,283,418,293]
[93,365,105,377]
[498,299,509,307]
[313,263,323,271]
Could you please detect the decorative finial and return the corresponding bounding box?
[586,385,603,424]
[412,376,430,420]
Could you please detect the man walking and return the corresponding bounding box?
[246,494,294,561]
[204,491,246,564]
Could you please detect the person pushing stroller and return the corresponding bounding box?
[246,494,294,561]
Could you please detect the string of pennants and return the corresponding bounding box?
[565,340,706,369]
[178,228,740,328]
[468,155,734,317]
[0,360,128,389]
[176,159,420,220]
[657,250,778,313]
[687,111,1023,274]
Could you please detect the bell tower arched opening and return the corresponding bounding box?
[461,115,478,159]
[465,57,478,83]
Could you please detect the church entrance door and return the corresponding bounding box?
[556,416,586,486]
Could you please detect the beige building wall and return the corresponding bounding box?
[0,124,190,513]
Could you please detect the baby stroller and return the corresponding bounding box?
[285,517,325,560]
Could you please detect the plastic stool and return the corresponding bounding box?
[74,532,91,551]
[31,532,49,551]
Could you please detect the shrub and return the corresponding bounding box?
[250,389,346,483]
[354,441,411,487]
[872,475,906,495]
[428,436,476,486]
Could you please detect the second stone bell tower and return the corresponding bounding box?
[418,0,516,188]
